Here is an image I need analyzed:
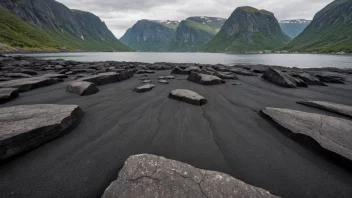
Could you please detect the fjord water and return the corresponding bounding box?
[23,52,352,68]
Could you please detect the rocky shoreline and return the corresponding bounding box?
[0,54,352,198]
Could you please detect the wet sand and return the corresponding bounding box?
[0,70,352,198]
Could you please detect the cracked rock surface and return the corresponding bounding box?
[298,101,352,118]
[0,104,84,161]
[102,154,278,198]
[261,108,352,161]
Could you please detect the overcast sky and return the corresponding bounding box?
[57,0,333,38]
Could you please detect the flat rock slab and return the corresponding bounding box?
[188,72,225,85]
[141,80,151,83]
[102,154,278,198]
[169,89,207,106]
[43,73,68,79]
[298,101,352,118]
[158,80,169,84]
[261,107,352,161]
[0,77,60,92]
[0,104,84,161]
[229,68,258,76]
[215,71,238,80]
[134,84,155,93]
[171,67,188,75]
[0,88,19,104]
[291,73,326,86]
[165,75,175,79]
[79,71,133,85]
[66,81,99,96]
[4,73,32,78]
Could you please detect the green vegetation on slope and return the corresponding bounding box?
[0,6,59,51]
[284,0,352,53]
[184,20,218,35]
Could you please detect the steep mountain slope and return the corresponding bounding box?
[166,17,226,52]
[0,5,58,51]
[279,19,311,38]
[120,20,178,51]
[202,7,291,52]
[285,0,352,53]
[0,0,130,51]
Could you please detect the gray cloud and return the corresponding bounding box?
[56,0,333,38]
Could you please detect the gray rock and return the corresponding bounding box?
[43,73,68,79]
[102,154,278,198]
[169,89,207,106]
[188,72,225,85]
[215,71,238,80]
[298,101,352,118]
[171,67,188,75]
[262,68,297,88]
[291,73,326,86]
[229,68,258,76]
[261,107,352,161]
[0,77,12,82]
[0,104,84,161]
[117,71,134,81]
[0,88,19,104]
[66,81,99,96]
[79,72,119,85]
[158,80,169,84]
[184,66,201,73]
[17,69,38,75]
[315,74,345,84]
[135,70,155,74]
[158,76,165,79]
[232,82,242,85]
[165,75,175,79]
[141,80,151,83]
[134,84,155,93]
[0,77,60,92]
[4,73,32,79]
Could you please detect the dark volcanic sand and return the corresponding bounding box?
[0,71,352,198]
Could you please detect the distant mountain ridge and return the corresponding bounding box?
[120,19,179,51]
[0,0,130,51]
[284,0,352,53]
[202,6,291,52]
[166,16,226,52]
[279,19,311,38]
[120,16,226,52]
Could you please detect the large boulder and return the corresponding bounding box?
[0,88,19,104]
[298,101,352,118]
[169,89,207,106]
[0,77,61,92]
[188,72,225,85]
[117,71,134,81]
[102,154,278,198]
[0,104,84,161]
[184,66,201,73]
[134,84,155,93]
[261,107,352,161]
[171,67,188,75]
[66,81,99,96]
[262,68,297,88]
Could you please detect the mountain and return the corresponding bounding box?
[284,0,352,53]
[166,16,226,52]
[202,6,291,52]
[120,20,179,51]
[279,19,311,38]
[0,0,130,51]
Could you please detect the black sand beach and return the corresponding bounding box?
[0,58,352,198]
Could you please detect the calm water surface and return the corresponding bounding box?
[20,52,352,68]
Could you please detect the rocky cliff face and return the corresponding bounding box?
[279,19,311,38]
[285,0,352,53]
[202,6,291,52]
[0,0,130,51]
[166,16,226,52]
[120,20,178,51]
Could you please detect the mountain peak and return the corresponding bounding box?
[237,6,273,15]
